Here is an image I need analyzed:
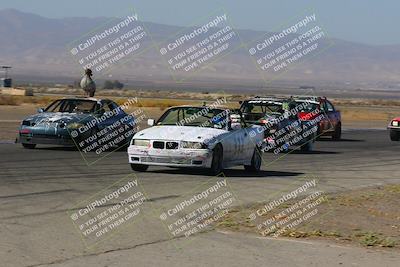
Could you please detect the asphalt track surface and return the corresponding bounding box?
[1,129,399,266]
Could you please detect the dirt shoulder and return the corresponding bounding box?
[216,184,400,249]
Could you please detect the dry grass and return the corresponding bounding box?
[33,87,231,100]
[340,108,396,122]
[0,95,61,106]
[0,91,398,124]
[0,95,210,109]
[333,98,400,107]
[0,96,22,106]
[216,184,400,248]
[114,98,197,109]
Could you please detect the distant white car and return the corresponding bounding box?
[128,106,264,175]
[388,116,400,141]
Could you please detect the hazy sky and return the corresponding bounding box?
[1,0,399,45]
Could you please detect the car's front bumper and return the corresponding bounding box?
[388,126,400,131]
[128,146,213,168]
[17,133,74,146]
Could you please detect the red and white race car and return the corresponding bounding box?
[388,117,400,141]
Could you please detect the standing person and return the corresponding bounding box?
[80,68,96,97]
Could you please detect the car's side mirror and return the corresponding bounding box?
[37,108,44,113]
[231,122,242,130]
[147,119,155,126]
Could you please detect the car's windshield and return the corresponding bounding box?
[240,101,283,114]
[295,101,319,112]
[157,107,228,129]
[45,99,98,113]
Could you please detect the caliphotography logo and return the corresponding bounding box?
[2,1,400,267]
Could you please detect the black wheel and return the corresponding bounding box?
[300,140,313,152]
[74,127,98,151]
[316,125,322,140]
[22,143,36,149]
[131,164,149,172]
[209,144,223,175]
[244,147,262,172]
[332,123,341,140]
[390,130,400,141]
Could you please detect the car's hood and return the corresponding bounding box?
[23,112,90,125]
[134,126,228,142]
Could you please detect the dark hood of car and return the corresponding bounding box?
[23,112,93,125]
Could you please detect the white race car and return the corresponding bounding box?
[128,106,264,175]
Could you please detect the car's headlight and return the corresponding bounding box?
[392,121,399,127]
[67,122,85,129]
[181,141,207,149]
[133,139,150,147]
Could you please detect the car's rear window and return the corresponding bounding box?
[240,101,283,114]
[295,101,319,112]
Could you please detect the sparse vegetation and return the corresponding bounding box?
[356,232,396,247]
[0,95,22,105]
[0,95,61,106]
[215,184,400,249]
[103,80,124,89]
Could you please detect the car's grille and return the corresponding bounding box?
[166,142,179,149]
[141,157,191,164]
[153,141,165,149]
[152,141,179,149]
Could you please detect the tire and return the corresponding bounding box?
[131,164,149,172]
[300,140,313,152]
[75,127,97,150]
[244,147,262,172]
[390,130,400,141]
[209,144,223,175]
[316,125,322,140]
[332,123,341,140]
[22,143,36,149]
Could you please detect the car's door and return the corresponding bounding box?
[232,115,254,162]
[326,100,340,129]
[319,101,333,133]
[322,100,338,132]
[217,113,244,163]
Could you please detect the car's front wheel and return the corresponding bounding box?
[332,123,342,140]
[22,143,36,149]
[210,144,223,175]
[131,164,149,172]
[300,140,313,152]
[244,147,262,172]
[390,129,400,141]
